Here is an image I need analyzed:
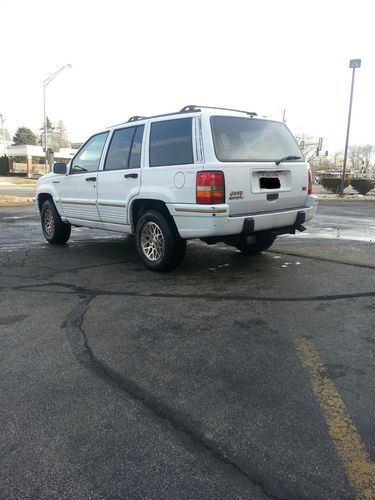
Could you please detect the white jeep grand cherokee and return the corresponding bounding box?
[36,105,317,271]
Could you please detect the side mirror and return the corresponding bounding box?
[53,162,67,174]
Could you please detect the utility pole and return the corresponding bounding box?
[43,64,72,173]
[0,113,6,156]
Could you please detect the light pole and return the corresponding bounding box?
[43,64,72,173]
[340,58,361,195]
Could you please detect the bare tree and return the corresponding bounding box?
[295,134,320,163]
[361,144,374,168]
[349,145,374,173]
[348,146,363,170]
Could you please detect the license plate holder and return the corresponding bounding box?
[258,171,280,178]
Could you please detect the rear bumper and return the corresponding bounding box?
[168,195,318,239]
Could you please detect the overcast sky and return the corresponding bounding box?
[1,0,374,154]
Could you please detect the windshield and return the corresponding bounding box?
[211,116,303,162]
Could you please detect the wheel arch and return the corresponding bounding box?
[37,192,54,212]
[130,198,179,235]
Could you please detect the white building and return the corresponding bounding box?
[6,145,77,176]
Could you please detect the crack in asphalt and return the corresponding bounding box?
[32,258,140,280]
[1,239,375,272]
[0,258,141,281]
[19,249,30,269]
[5,281,375,303]
[64,295,281,500]
[269,250,375,270]
[0,254,10,269]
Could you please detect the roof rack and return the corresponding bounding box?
[180,105,257,116]
[127,115,147,123]
[107,105,258,130]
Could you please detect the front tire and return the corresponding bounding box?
[135,210,186,272]
[235,231,275,255]
[41,199,71,244]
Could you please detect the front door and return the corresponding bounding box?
[96,125,144,226]
[58,132,109,222]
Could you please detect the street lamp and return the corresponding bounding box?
[340,58,361,195]
[43,63,72,173]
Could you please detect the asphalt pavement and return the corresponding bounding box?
[0,202,374,499]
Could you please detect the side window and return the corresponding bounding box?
[104,127,136,171]
[129,126,144,169]
[71,132,108,174]
[149,118,193,167]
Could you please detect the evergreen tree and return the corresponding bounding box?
[43,116,54,130]
[13,126,38,145]
[39,116,54,148]
[56,120,71,148]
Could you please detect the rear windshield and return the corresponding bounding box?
[211,116,303,162]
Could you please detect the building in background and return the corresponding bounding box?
[5,145,77,177]
[0,128,12,156]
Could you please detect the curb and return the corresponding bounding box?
[316,194,375,202]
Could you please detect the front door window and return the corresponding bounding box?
[71,132,109,174]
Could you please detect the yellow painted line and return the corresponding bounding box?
[290,331,375,499]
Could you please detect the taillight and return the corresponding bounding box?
[196,171,225,204]
[308,168,313,195]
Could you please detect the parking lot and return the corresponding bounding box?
[1,201,375,499]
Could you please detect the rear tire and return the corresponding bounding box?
[41,199,71,244]
[235,231,275,255]
[135,210,186,272]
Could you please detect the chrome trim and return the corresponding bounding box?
[61,199,96,206]
[97,201,126,208]
[193,116,204,163]
[175,208,227,214]
[229,205,306,217]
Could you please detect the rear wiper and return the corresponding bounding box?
[275,155,302,165]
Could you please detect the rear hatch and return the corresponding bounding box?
[210,116,309,215]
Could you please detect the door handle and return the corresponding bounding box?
[124,173,138,179]
[85,177,97,182]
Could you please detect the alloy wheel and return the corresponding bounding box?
[141,221,165,261]
[44,208,55,237]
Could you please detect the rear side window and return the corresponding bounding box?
[149,118,193,167]
[211,116,302,162]
[104,125,144,170]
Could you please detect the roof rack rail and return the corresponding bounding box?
[107,106,258,130]
[180,105,257,116]
[127,115,147,123]
[180,105,201,113]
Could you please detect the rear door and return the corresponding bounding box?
[96,125,144,225]
[209,116,309,215]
